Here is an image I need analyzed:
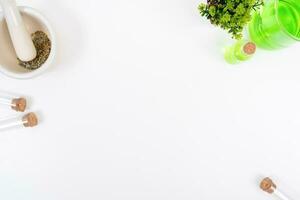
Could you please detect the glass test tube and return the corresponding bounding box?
[0,112,38,131]
[0,94,27,112]
[224,40,256,64]
[260,177,293,200]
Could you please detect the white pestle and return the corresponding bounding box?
[0,0,37,62]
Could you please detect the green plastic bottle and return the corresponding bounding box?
[224,40,256,64]
[249,0,300,49]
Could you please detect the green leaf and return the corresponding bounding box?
[198,0,264,39]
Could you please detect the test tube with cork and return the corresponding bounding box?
[0,112,38,131]
[260,177,293,200]
[224,40,256,64]
[0,93,27,112]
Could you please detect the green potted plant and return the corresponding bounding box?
[198,0,264,39]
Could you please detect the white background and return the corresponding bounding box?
[0,0,300,199]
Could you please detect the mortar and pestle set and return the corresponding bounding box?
[0,0,56,79]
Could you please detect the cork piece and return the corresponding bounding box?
[11,98,27,112]
[18,31,52,70]
[22,112,38,127]
[243,42,256,55]
[260,177,277,194]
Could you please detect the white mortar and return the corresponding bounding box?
[0,6,56,79]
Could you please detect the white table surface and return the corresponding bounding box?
[1,0,300,199]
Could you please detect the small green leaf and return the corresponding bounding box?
[198,0,264,39]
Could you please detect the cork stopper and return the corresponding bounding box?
[22,112,38,127]
[243,42,256,55]
[11,98,27,112]
[260,177,277,194]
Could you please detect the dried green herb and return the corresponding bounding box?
[18,31,51,70]
[199,0,263,39]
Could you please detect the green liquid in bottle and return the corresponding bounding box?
[224,41,256,64]
[278,0,300,38]
[249,0,300,49]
